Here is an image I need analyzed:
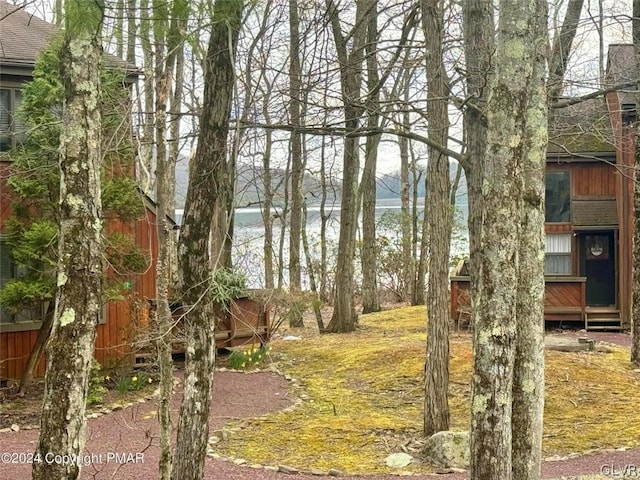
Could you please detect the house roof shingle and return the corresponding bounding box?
[547,97,615,155]
[0,1,55,67]
[572,199,618,227]
[0,1,136,74]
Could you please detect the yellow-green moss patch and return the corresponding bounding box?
[214,306,640,474]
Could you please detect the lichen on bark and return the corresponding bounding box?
[32,2,104,479]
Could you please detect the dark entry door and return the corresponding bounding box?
[579,231,616,306]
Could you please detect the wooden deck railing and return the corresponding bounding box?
[450,276,587,323]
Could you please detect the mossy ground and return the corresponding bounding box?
[214,306,640,475]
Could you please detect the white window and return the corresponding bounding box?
[545,233,571,275]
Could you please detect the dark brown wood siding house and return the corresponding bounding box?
[451,44,636,331]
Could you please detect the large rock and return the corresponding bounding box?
[422,431,469,469]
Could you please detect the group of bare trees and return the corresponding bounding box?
[23,0,640,480]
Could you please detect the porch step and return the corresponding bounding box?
[134,351,154,369]
[584,309,621,331]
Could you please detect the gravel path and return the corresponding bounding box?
[1,366,639,479]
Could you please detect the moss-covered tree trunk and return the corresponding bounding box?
[511,3,548,479]
[468,1,548,479]
[171,1,244,479]
[33,2,104,479]
[421,0,452,436]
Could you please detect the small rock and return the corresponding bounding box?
[328,468,343,476]
[385,452,414,468]
[310,469,326,475]
[10,424,20,432]
[423,431,469,469]
[279,464,299,474]
[264,465,279,472]
[544,454,567,462]
[249,464,263,469]
[0,427,11,433]
[233,458,247,465]
[450,467,466,473]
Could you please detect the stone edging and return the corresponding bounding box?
[206,367,640,477]
[0,389,160,433]
[206,366,354,476]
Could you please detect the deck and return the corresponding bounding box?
[450,276,621,331]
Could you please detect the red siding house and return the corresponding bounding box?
[0,1,159,380]
[451,44,636,331]
[0,2,271,381]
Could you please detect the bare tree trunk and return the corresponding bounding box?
[631,0,640,367]
[152,0,187,476]
[302,202,325,331]
[411,156,423,305]
[399,106,412,304]
[115,0,125,59]
[461,0,493,301]
[138,0,155,195]
[18,304,53,396]
[288,0,304,326]
[319,136,331,303]
[262,114,275,289]
[421,0,451,437]
[54,0,63,26]
[325,0,369,333]
[126,0,136,65]
[360,1,380,314]
[547,0,584,104]
[33,3,104,478]
[172,2,244,479]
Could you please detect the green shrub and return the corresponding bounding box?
[87,360,107,406]
[113,371,152,394]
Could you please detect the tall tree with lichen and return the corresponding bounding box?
[171,1,244,478]
[465,0,548,478]
[32,0,105,478]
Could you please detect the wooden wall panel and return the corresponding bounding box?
[545,224,571,233]
[544,282,582,307]
[0,206,164,379]
[572,163,616,197]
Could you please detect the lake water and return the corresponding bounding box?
[175,198,469,287]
